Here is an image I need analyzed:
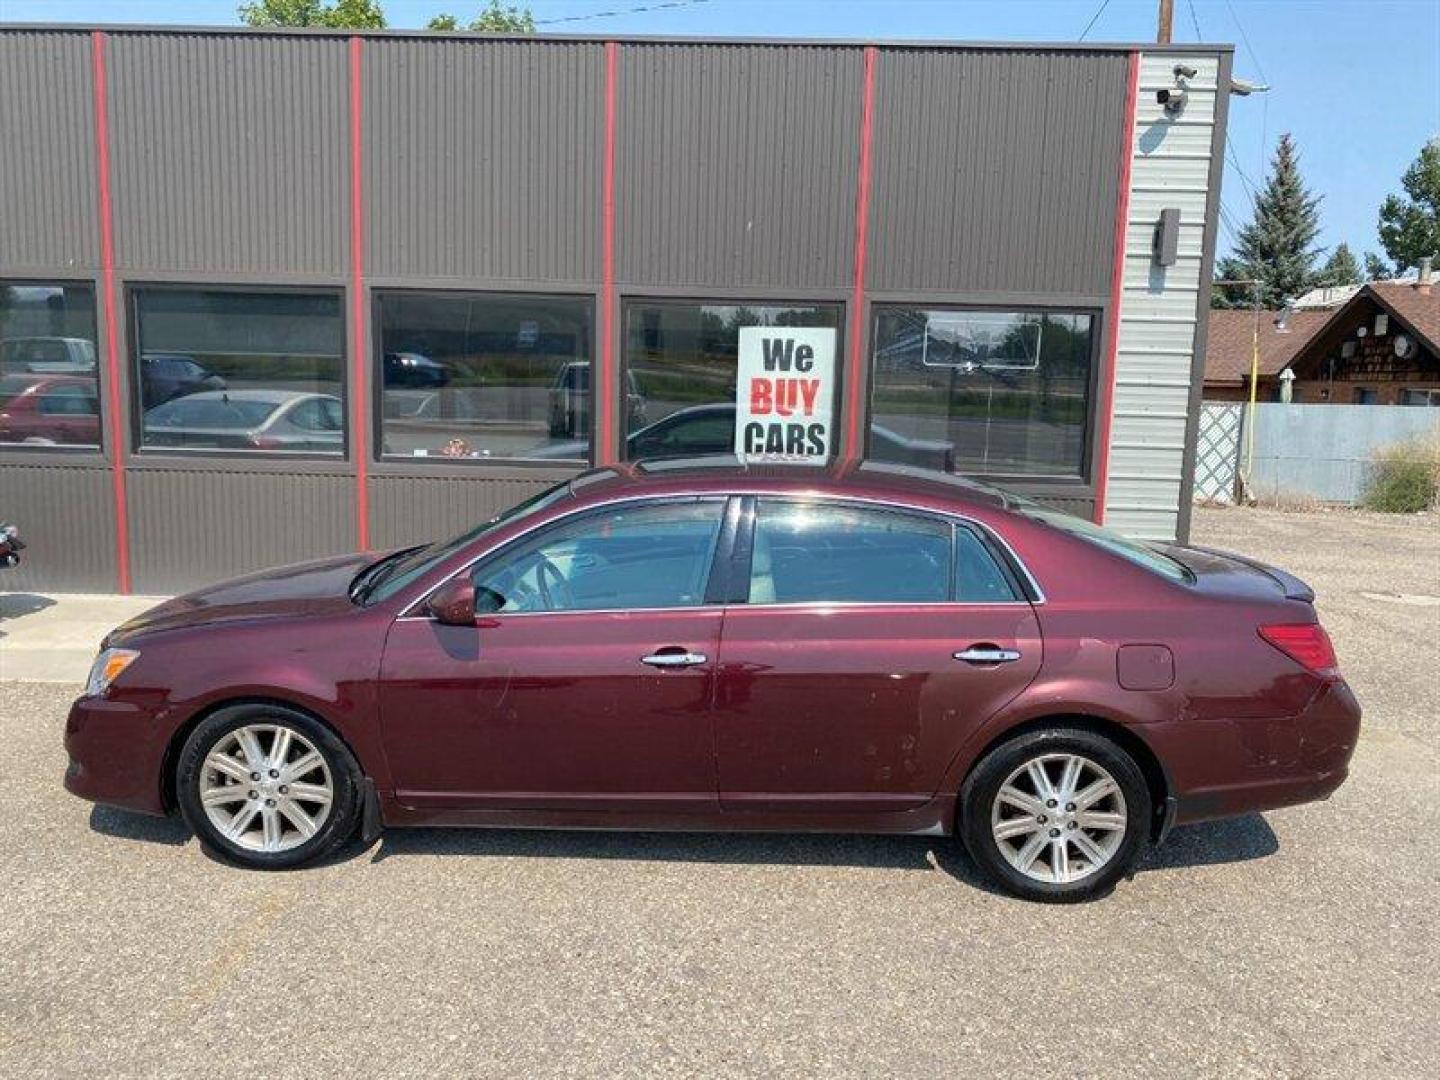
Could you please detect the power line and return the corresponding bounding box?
[536,0,712,26]
[1224,0,1270,86]
[1077,0,1112,42]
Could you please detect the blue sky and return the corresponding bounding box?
[5,0,1438,266]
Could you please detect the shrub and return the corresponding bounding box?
[1363,434,1440,513]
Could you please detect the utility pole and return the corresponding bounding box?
[1157,0,1174,44]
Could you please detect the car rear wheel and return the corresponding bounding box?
[176,704,361,869]
[960,727,1151,903]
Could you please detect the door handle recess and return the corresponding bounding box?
[953,646,1022,664]
[641,651,708,668]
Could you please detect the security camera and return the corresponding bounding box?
[1173,63,1198,80]
[1156,86,1188,115]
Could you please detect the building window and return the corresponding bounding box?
[133,287,344,455]
[375,290,593,463]
[868,307,1096,478]
[1352,387,1376,404]
[0,282,100,449]
[1401,389,1440,407]
[622,300,843,460]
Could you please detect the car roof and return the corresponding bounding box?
[560,457,1013,514]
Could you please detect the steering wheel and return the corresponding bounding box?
[533,553,575,611]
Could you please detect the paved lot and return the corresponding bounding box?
[1,506,1437,1078]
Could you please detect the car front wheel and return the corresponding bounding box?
[176,704,361,869]
[960,727,1151,903]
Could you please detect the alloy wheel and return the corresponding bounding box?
[989,752,1128,884]
[199,723,335,853]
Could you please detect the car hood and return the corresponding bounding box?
[105,551,376,645]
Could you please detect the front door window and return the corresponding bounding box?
[473,500,725,613]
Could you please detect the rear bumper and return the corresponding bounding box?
[63,694,170,816]
[1161,679,1361,826]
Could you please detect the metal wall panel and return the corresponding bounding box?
[365,38,604,284]
[0,31,98,273]
[1104,49,1226,541]
[0,465,116,592]
[868,49,1128,297]
[105,33,349,276]
[616,44,863,290]
[127,469,354,592]
[369,473,570,550]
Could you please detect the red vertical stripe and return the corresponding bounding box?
[91,31,131,594]
[348,36,370,550]
[1092,50,1140,525]
[843,46,878,461]
[598,41,619,464]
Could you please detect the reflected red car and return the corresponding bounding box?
[64,461,1360,902]
[0,373,101,446]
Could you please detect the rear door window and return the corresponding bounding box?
[749,501,952,604]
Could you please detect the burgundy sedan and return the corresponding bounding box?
[65,462,1359,902]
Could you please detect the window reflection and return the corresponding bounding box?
[869,307,1094,478]
[376,291,593,462]
[621,300,842,461]
[0,282,101,448]
[133,288,344,455]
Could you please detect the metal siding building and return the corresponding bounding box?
[0,26,1231,594]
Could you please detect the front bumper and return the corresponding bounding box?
[63,694,171,816]
[1156,679,1362,826]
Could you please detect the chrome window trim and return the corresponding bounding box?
[393,488,1047,617]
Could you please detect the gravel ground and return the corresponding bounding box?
[2,506,1437,1078]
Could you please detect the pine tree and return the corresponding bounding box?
[1377,139,1440,274]
[1211,134,1323,309]
[1319,242,1362,287]
[1363,252,1392,281]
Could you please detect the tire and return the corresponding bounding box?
[176,703,362,870]
[960,726,1151,904]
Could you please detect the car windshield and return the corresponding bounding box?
[148,397,279,428]
[357,480,577,605]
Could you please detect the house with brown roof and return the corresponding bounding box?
[1204,273,1440,406]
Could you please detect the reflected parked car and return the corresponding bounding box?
[0,336,97,375]
[0,373,101,445]
[140,353,226,409]
[382,351,450,389]
[143,390,343,453]
[64,461,1359,902]
[548,362,645,437]
[531,402,955,469]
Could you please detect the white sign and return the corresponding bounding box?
[734,326,836,464]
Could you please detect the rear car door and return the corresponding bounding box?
[378,497,732,813]
[714,498,1042,813]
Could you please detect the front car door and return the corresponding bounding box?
[378,497,732,814]
[714,497,1042,814]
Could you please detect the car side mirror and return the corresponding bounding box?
[425,578,476,626]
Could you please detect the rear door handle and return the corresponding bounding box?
[953,646,1022,664]
[641,650,708,669]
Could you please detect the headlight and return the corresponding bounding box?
[86,648,140,697]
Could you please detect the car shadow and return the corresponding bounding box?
[361,812,1281,884]
[1141,814,1280,870]
[88,803,192,846]
[0,591,56,640]
[86,806,1280,889]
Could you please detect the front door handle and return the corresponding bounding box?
[641,650,708,669]
[953,646,1022,664]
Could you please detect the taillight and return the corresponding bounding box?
[1258,623,1339,678]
